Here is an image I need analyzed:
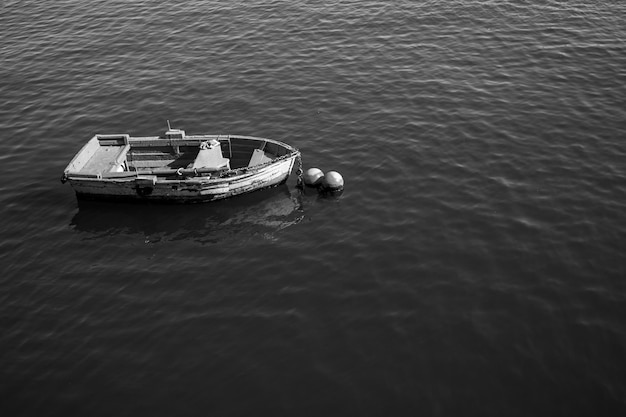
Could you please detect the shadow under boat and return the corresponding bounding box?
[70,184,304,243]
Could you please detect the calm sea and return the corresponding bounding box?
[2,1,625,415]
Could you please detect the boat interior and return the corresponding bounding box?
[69,129,292,176]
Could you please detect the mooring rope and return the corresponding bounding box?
[295,152,304,190]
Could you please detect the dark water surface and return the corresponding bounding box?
[2,1,626,415]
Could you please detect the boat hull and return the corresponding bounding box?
[63,132,300,203]
[68,155,297,203]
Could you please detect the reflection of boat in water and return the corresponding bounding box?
[70,185,303,243]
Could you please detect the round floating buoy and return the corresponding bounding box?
[322,171,344,191]
[303,167,324,187]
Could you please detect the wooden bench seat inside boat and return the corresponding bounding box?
[82,143,129,173]
[247,148,273,167]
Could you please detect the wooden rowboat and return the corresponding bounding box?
[62,126,301,203]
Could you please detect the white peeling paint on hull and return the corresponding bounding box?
[70,155,296,203]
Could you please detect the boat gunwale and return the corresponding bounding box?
[63,133,300,183]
